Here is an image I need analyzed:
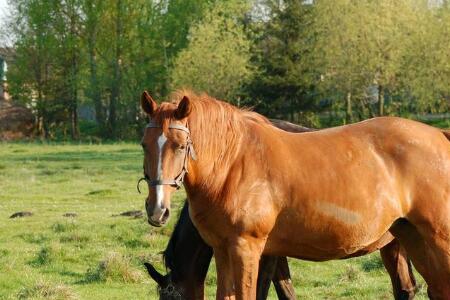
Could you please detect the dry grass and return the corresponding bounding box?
[17,279,78,300]
[84,252,144,283]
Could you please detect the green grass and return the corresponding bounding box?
[0,143,428,299]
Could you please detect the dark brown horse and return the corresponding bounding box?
[141,112,417,299]
[140,90,450,299]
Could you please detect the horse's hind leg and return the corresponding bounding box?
[380,239,416,300]
[256,255,296,300]
[390,218,450,300]
[272,256,296,300]
[256,256,277,300]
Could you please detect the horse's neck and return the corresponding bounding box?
[185,120,303,201]
[186,122,248,197]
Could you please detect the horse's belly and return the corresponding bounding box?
[263,207,395,260]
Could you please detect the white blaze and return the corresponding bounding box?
[155,133,167,211]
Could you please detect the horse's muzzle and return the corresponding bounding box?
[147,207,170,227]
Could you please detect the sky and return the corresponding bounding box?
[0,0,8,21]
[0,0,11,47]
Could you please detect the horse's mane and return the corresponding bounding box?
[166,89,270,125]
[163,90,271,198]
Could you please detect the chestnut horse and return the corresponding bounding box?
[142,119,416,300]
[140,90,450,299]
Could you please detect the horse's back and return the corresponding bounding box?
[263,117,450,259]
[317,116,450,215]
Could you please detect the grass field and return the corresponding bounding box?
[0,143,429,299]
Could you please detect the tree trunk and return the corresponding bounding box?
[70,7,79,140]
[378,84,384,116]
[108,0,122,138]
[87,0,104,129]
[89,49,103,127]
[346,92,353,124]
[71,93,79,139]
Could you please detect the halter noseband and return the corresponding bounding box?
[137,121,197,193]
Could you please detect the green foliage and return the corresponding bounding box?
[1,0,449,135]
[246,1,449,125]
[170,0,254,103]
[4,0,214,139]
[245,0,319,123]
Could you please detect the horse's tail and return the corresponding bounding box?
[442,130,450,142]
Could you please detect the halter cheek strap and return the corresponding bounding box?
[137,121,197,193]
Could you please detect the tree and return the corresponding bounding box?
[245,0,320,125]
[305,0,433,121]
[7,0,63,138]
[399,3,450,113]
[170,0,254,103]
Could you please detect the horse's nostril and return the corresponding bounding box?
[162,209,170,220]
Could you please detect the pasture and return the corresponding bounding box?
[0,143,429,299]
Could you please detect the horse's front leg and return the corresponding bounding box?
[214,247,235,300]
[229,237,266,300]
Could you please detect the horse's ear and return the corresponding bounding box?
[174,96,192,120]
[141,91,157,116]
[144,262,166,286]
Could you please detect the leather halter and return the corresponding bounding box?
[137,121,197,193]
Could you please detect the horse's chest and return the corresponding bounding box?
[188,197,275,247]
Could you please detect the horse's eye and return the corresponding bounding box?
[179,144,186,150]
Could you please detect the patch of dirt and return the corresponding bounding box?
[63,213,78,218]
[10,211,33,218]
[111,210,143,218]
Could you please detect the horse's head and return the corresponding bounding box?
[139,91,196,227]
[144,263,184,300]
